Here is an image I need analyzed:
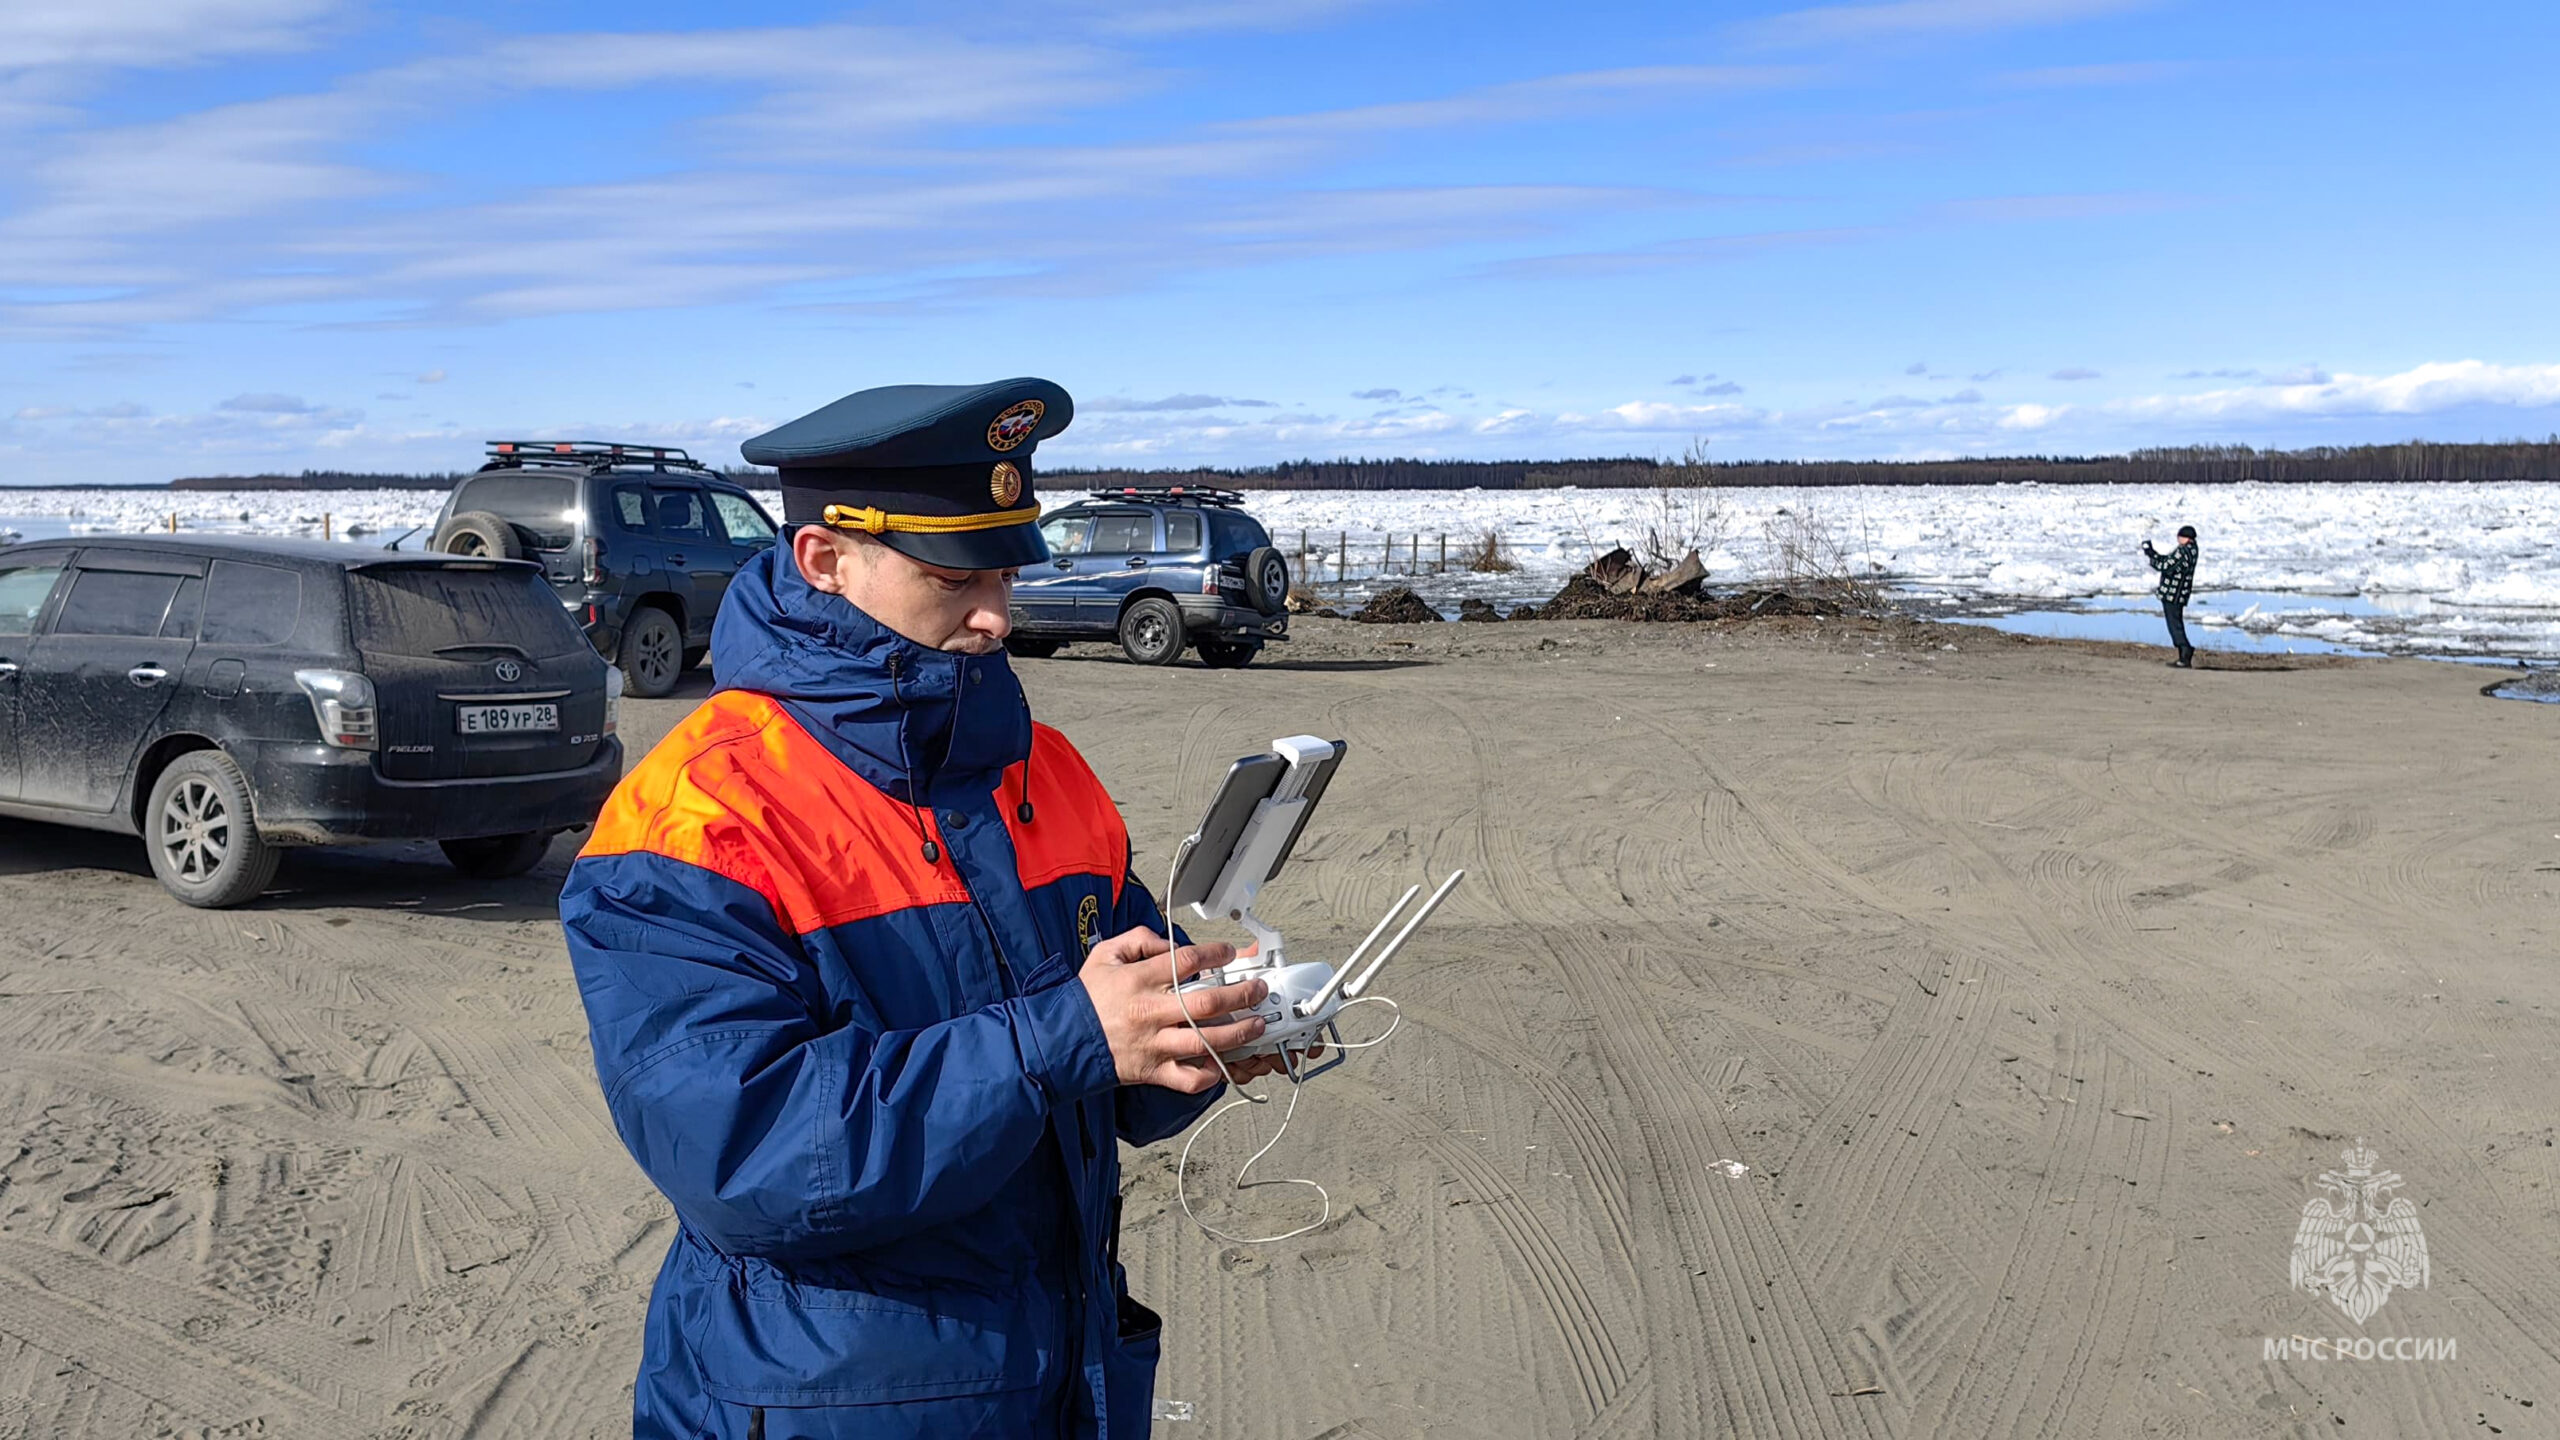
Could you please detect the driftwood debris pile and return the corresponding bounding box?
[1514,547,1845,623]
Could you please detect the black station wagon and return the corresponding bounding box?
[0,535,624,907]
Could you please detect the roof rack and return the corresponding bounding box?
[479,440,712,474]
[1085,484,1247,508]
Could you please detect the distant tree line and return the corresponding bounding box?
[154,438,2560,492]
[167,465,773,491]
[1057,438,2560,490]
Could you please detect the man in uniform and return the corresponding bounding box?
[2142,523,2200,667]
[562,378,1288,1438]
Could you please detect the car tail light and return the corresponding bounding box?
[603,665,624,736]
[294,669,378,750]
[1202,567,1217,595]
[582,536,604,586]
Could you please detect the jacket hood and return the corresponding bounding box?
[709,545,1031,802]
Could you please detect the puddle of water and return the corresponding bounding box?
[1917,588,2560,666]
[1920,592,2381,657]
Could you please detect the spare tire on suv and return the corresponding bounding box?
[432,510,528,560]
[1243,545,1289,615]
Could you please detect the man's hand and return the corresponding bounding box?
[1222,1045,1326,1085]
[1080,927,1266,1094]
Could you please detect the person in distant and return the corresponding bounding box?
[2141,524,2199,668]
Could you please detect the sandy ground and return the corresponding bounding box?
[0,614,2554,1439]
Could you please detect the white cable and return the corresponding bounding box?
[1326,996,1401,1050]
[1152,844,1409,1244]
[1164,851,1261,1104]
[1175,1061,1331,1245]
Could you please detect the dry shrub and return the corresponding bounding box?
[1759,493,1886,608]
[1464,528,1521,572]
[1639,437,1730,571]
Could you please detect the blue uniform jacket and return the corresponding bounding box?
[562,546,1218,1438]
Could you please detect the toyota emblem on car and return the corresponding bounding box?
[493,660,524,683]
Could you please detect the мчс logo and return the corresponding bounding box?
[2290,1138,2429,1325]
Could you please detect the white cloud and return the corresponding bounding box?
[1234,65,1806,138]
[219,392,316,414]
[1084,394,1270,412]
[1558,400,1766,431]
[1746,0,2159,48]
[0,28,1729,336]
[2113,360,2560,421]
[1995,60,2200,88]
[1069,0,1400,36]
[0,0,338,73]
[1997,402,2064,429]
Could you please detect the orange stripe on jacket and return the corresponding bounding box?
[583,690,968,934]
[1001,724,1127,903]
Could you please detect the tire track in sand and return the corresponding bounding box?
[1447,707,1895,1440]
[1329,1084,1632,1419]
[1904,1029,2172,1438]
[1777,954,2001,1308]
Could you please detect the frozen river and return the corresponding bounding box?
[2,481,2554,662]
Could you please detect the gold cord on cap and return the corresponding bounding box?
[821,503,1041,535]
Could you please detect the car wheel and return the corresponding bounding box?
[1117,597,1186,666]
[145,750,281,909]
[440,831,557,879]
[432,510,528,561]
[1004,637,1062,659]
[1197,640,1260,669]
[1243,546,1289,615]
[619,606,684,698]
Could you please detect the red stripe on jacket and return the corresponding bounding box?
[585,690,1125,934]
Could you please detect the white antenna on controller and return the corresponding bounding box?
[1343,868,1464,999]
[1295,883,1419,1016]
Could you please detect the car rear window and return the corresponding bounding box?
[652,487,711,540]
[55,569,185,637]
[200,561,303,646]
[1211,510,1271,552]
[1087,512,1155,554]
[161,576,204,639]
[455,474,581,547]
[609,483,652,532]
[347,565,584,657]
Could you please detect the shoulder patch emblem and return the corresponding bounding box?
[1076,893,1101,954]
[988,399,1044,452]
[990,461,1022,507]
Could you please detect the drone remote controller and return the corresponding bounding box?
[1165,736,1463,1078]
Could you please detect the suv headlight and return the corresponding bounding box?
[603,664,624,736]
[294,669,378,750]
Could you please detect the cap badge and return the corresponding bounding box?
[988,399,1044,452]
[990,461,1023,507]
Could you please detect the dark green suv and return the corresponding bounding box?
[429,442,780,697]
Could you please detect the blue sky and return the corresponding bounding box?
[3,0,2558,483]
